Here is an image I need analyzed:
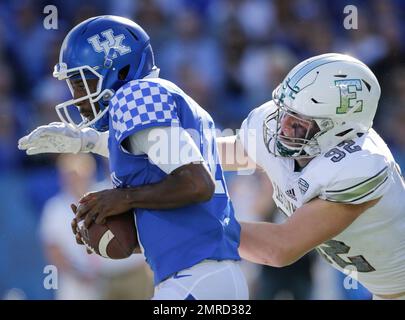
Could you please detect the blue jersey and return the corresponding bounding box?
[107,78,241,284]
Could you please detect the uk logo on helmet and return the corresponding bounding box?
[87,28,131,58]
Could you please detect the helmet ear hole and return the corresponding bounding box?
[118,65,130,80]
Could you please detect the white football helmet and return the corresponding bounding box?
[265,53,381,158]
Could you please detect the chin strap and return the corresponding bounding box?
[276,141,301,157]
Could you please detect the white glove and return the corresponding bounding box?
[18,122,108,156]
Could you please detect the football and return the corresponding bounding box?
[78,209,141,259]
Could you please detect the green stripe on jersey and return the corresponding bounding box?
[325,166,389,203]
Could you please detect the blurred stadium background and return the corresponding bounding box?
[0,0,404,299]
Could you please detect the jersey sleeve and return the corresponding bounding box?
[318,153,393,204]
[128,126,205,174]
[109,80,179,143]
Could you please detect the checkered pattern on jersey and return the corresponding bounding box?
[110,80,179,141]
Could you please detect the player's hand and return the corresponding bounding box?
[18,122,82,154]
[18,122,99,155]
[70,203,93,254]
[75,189,132,228]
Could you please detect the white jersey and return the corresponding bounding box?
[238,100,405,295]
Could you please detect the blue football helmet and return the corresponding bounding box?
[53,15,159,131]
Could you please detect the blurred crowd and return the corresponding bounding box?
[0,0,404,299]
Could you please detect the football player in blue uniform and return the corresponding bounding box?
[19,16,248,300]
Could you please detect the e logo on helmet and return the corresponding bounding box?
[87,29,131,58]
[335,79,363,114]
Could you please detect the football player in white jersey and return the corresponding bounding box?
[18,52,405,299]
[218,53,405,299]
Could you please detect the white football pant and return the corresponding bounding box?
[152,260,249,300]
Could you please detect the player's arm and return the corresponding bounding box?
[77,163,214,228]
[18,122,110,157]
[217,103,273,172]
[216,135,257,171]
[75,126,215,227]
[239,197,380,267]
